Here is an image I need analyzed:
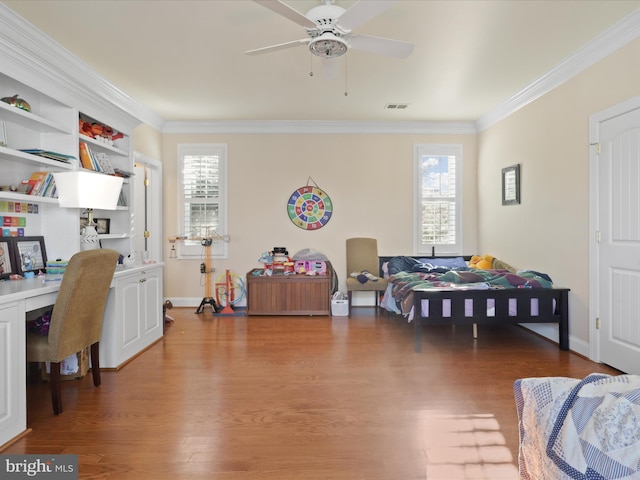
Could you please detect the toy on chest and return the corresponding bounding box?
[258,251,274,273]
[282,260,295,274]
[294,260,326,275]
[271,247,290,273]
[308,260,327,275]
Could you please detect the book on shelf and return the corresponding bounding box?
[117,188,127,207]
[93,151,115,175]
[19,149,75,164]
[26,171,48,196]
[79,141,94,170]
[40,173,56,197]
[21,171,56,197]
[79,141,120,175]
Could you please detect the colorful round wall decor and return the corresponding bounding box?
[287,185,333,230]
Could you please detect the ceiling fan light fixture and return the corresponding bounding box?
[309,32,348,58]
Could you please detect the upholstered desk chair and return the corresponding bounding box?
[26,249,119,415]
[345,238,388,316]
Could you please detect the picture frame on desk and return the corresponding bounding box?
[0,240,17,280]
[95,218,110,235]
[10,236,47,275]
[80,217,110,235]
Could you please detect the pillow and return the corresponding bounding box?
[418,256,468,269]
[492,258,517,272]
[387,256,421,275]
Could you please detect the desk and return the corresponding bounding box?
[0,263,164,449]
[0,276,58,449]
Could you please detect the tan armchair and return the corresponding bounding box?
[345,238,388,316]
[27,249,119,415]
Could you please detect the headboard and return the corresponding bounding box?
[378,255,473,277]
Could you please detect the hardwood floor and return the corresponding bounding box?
[3,307,620,479]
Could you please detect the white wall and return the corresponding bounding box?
[161,132,477,303]
[147,36,640,357]
[477,37,640,352]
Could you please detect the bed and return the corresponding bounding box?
[378,255,570,352]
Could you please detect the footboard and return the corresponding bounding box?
[412,288,569,352]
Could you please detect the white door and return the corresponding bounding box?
[596,106,640,374]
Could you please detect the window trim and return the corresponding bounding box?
[413,143,463,255]
[176,143,228,259]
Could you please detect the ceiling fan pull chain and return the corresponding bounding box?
[344,57,349,97]
[309,53,314,77]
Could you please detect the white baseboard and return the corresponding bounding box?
[521,323,590,358]
[165,297,247,308]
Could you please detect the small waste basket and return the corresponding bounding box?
[331,292,349,316]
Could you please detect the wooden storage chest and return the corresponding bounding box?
[246,268,331,315]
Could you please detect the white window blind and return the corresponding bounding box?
[414,144,462,255]
[177,144,227,258]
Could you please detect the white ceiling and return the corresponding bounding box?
[4,0,640,124]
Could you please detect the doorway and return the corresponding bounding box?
[133,152,163,264]
[589,96,640,375]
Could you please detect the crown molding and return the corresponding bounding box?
[162,120,477,135]
[0,2,471,135]
[0,3,164,132]
[475,8,640,132]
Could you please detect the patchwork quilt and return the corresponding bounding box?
[384,268,553,316]
[514,374,640,480]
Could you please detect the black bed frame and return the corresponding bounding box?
[379,256,570,353]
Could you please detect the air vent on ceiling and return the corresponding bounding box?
[385,103,409,110]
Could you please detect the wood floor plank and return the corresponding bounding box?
[2,307,620,479]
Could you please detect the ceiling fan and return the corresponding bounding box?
[246,0,414,60]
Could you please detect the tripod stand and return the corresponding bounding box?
[195,236,218,314]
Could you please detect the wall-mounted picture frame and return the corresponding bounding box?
[11,236,47,275]
[0,239,17,279]
[80,217,110,234]
[0,121,7,147]
[502,164,520,206]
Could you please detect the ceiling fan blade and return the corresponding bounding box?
[337,0,397,31]
[348,34,414,59]
[246,38,310,55]
[253,0,316,28]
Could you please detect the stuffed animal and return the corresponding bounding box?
[469,254,494,270]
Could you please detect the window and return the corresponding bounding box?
[177,144,227,258]
[414,144,462,255]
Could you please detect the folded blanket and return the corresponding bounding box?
[514,373,640,480]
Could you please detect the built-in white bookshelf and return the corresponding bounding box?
[0,71,136,260]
